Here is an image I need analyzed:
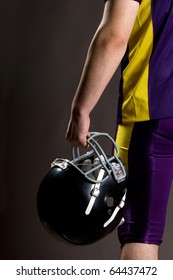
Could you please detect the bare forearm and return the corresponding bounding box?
[71,30,127,116]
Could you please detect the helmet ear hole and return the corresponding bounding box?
[105,196,115,207]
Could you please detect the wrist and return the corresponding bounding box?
[71,102,91,118]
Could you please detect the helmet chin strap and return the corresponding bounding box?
[85,167,105,215]
[85,174,126,227]
[103,189,126,228]
[85,159,127,228]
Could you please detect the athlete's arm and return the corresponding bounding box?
[65,0,139,147]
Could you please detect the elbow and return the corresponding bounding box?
[92,28,128,54]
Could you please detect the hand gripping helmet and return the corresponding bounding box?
[37,132,127,245]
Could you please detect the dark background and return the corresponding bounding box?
[0,0,173,260]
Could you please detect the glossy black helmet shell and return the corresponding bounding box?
[37,132,127,245]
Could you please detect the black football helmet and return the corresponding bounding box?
[37,132,127,245]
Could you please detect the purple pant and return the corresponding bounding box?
[115,118,173,246]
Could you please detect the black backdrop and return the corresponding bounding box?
[0,0,173,259]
